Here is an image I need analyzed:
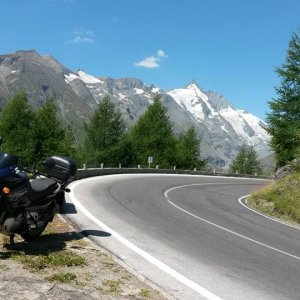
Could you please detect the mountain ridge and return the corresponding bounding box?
[0,50,271,168]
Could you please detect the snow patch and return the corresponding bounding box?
[220,107,248,138]
[64,71,104,85]
[168,84,220,120]
[187,83,208,102]
[134,88,144,95]
[64,73,79,83]
[78,71,103,84]
[238,110,269,140]
[219,107,270,145]
[221,124,228,134]
[118,93,127,100]
[151,87,160,93]
[168,88,205,120]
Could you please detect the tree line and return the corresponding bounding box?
[265,29,300,168]
[0,92,76,167]
[0,92,206,170]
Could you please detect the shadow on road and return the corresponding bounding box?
[81,229,111,237]
[61,202,78,214]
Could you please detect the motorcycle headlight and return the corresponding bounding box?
[2,186,11,194]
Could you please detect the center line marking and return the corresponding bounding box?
[164,183,300,262]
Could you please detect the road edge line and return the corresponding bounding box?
[238,195,300,230]
[68,178,223,300]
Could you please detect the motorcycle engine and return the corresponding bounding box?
[2,215,24,235]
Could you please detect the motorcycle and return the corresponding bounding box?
[0,150,77,245]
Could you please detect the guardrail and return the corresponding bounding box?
[76,168,273,180]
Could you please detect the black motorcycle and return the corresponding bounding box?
[0,151,76,244]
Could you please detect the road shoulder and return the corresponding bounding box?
[0,214,168,300]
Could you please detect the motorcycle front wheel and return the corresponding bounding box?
[21,221,49,242]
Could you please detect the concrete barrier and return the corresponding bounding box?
[76,168,272,180]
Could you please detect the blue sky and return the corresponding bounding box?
[1,0,299,120]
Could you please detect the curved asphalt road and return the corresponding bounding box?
[65,174,300,300]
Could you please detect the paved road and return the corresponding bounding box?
[65,174,300,300]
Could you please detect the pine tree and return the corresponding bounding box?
[82,96,126,166]
[32,98,69,164]
[230,145,262,175]
[266,30,300,167]
[0,92,35,166]
[62,124,79,159]
[112,133,137,168]
[129,96,176,168]
[175,126,205,169]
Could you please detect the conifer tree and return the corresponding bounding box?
[62,124,78,159]
[0,92,35,166]
[112,133,137,168]
[82,96,126,166]
[266,30,300,167]
[32,98,70,164]
[175,126,205,169]
[230,145,262,175]
[129,96,176,168]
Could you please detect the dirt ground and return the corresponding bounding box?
[0,215,170,300]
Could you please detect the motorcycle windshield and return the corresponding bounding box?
[0,152,17,177]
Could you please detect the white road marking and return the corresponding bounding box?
[164,183,300,261]
[68,178,223,300]
[238,195,300,230]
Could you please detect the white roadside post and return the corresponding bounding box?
[148,156,153,168]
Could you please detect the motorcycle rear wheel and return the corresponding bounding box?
[21,221,49,242]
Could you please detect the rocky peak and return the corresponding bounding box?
[114,78,145,91]
[42,55,71,75]
[207,91,231,111]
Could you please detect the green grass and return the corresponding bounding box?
[248,172,300,224]
[11,250,86,271]
[101,259,121,273]
[47,272,77,283]
[101,279,123,294]
[139,288,150,298]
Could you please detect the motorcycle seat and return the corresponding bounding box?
[27,178,58,201]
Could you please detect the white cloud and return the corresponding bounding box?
[134,49,168,69]
[69,30,95,44]
[157,49,167,58]
[72,36,94,43]
[134,56,160,69]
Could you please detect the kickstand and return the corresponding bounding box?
[9,234,15,246]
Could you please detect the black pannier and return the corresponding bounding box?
[43,156,77,182]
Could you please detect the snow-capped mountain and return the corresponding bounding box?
[167,83,269,164]
[0,50,271,168]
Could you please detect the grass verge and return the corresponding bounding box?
[46,272,77,283]
[248,172,300,224]
[0,215,166,299]
[101,278,124,294]
[11,250,86,271]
